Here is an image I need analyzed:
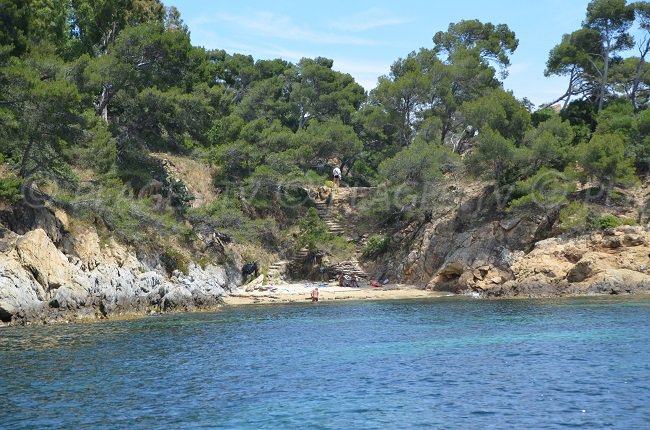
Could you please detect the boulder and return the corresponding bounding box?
[0,254,44,322]
[458,271,476,289]
[472,266,490,280]
[622,234,645,247]
[72,228,103,270]
[567,258,600,283]
[15,229,76,291]
[601,236,621,249]
[162,286,193,311]
[499,217,520,231]
[588,269,650,294]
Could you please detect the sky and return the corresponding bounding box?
[168,0,596,108]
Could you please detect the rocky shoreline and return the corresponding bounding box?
[0,227,240,326]
[3,194,650,325]
[479,225,650,298]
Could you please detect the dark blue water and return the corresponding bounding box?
[1,296,649,429]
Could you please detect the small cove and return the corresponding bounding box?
[1,295,649,429]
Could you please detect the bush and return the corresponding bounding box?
[557,201,589,233]
[161,249,190,276]
[508,167,575,212]
[363,234,390,258]
[593,214,635,230]
[297,207,332,252]
[0,176,22,203]
[296,207,353,258]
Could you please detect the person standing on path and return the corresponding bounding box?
[332,165,341,187]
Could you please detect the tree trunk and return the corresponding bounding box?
[96,84,113,124]
[598,38,611,112]
[19,140,35,178]
[631,38,650,109]
[298,107,308,130]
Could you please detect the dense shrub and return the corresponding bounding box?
[593,214,635,230]
[557,201,590,233]
[0,176,22,203]
[362,234,390,258]
[161,249,190,276]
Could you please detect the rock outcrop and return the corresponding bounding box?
[483,225,650,297]
[0,225,241,325]
[366,184,548,290]
[364,182,650,298]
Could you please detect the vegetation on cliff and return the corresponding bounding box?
[1,0,650,268]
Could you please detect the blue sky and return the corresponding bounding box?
[169,0,596,107]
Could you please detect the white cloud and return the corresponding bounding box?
[217,11,376,46]
[330,58,392,91]
[506,62,530,77]
[329,8,411,32]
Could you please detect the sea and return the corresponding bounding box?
[1,295,649,429]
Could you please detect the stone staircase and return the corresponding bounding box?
[263,187,374,284]
[265,247,311,284]
[314,198,345,235]
[313,189,367,281]
[265,259,290,285]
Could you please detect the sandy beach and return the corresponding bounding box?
[223,281,451,305]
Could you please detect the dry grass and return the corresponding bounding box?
[150,153,218,208]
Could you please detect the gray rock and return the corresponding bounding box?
[567,260,596,283]
[601,236,621,249]
[162,286,193,311]
[0,258,43,323]
[622,234,645,247]
[499,217,521,231]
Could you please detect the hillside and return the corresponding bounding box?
[2,0,650,324]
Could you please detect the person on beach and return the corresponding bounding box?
[332,165,341,187]
[311,287,319,302]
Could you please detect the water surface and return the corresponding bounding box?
[1,296,649,429]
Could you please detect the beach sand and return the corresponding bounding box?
[223,282,451,305]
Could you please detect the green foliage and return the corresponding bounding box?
[1,53,81,182]
[576,133,637,189]
[557,201,590,233]
[509,168,576,212]
[460,88,531,141]
[546,0,636,110]
[291,56,366,128]
[595,102,636,136]
[68,111,117,174]
[0,175,22,203]
[296,207,352,257]
[362,234,390,258]
[629,109,650,172]
[0,0,31,58]
[297,207,333,253]
[433,19,518,78]
[467,127,518,185]
[379,140,459,186]
[593,214,635,230]
[160,248,189,276]
[522,115,575,172]
[530,107,557,127]
[162,176,194,212]
[70,0,166,55]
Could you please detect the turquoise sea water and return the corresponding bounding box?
[1,296,649,429]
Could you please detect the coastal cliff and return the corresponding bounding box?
[0,205,240,325]
[363,181,650,297]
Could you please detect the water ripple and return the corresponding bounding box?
[1,296,649,429]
